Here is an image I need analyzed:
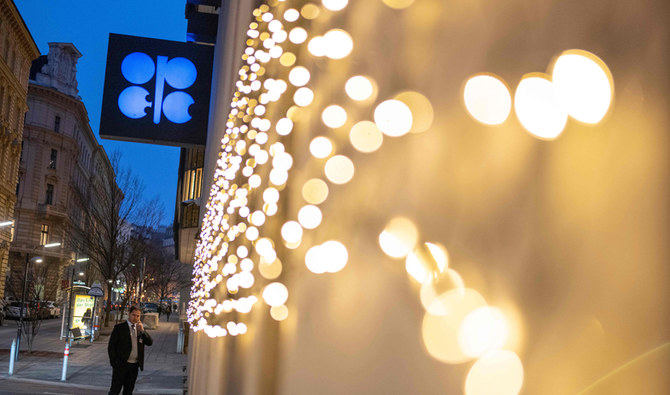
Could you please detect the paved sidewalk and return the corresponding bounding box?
[0,314,186,394]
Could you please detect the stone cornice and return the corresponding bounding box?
[1,0,40,60]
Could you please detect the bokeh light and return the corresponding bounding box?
[349,121,383,153]
[281,221,303,245]
[465,350,524,395]
[276,117,293,135]
[551,49,613,124]
[259,257,282,280]
[458,307,510,357]
[394,91,434,133]
[321,105,348,128]
[262,282,289,307]
[310,136,334,159]
[378,217,419,258]
[294,87,314,106]
[420,269,465,314]
[345,75,375,101]
[324,155,355,184]
[289,27,308,44]
[382,0,415,9]
[298,205,322,229]
[421,288,487,364]
[514,73,568,140]
[405,242,449,283]
[301,3,320,19]
[270,305,289,321]
[302,178,329,204]
[288,66,310,86]
[323,29,353,59]
[305,241,348,273]
[463,74,512,125]
[374,100,413,137]
[322,0,348,12]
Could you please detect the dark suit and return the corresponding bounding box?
[108,321,153,395]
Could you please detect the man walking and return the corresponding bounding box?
[108,305,153,395]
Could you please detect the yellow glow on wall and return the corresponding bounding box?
[378,217,419,258]
[463,74,512,126]
[345,75,375,101]
[551,50,613,124]
[321,105,348,128]
[349,121,383,153]
[302,178,329,204]
[422,288,487,364]
[263,282,289,307]
[382,0,415,9]
[514,73,568,140]
[298,205,322,229]
[310,136,334,158]
[458,307,510,358]
[374,100,413,137]
[465,350,524,395]
[324,155,355,184]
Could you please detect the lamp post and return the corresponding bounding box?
[15,242,60,361]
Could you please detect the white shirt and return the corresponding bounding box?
[127,320,139,363]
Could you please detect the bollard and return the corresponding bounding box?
[8,338,16,375]
[177,326,184,353]
[61,343,70,381]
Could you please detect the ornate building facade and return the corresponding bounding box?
[7,42,113,302]
[0,0,39,298]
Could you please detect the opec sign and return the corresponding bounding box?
[100,34,213,146]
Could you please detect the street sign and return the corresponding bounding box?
[88,281,104,297]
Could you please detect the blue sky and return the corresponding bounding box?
[15,0,190,225]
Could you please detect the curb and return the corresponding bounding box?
[0,375,183,394]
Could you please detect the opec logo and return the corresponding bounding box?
[118,52,197,124]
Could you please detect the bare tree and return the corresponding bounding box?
[68,151,163,326]
[5,257,53,352]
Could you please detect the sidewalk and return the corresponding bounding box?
[0,314,186,394]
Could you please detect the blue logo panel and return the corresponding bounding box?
[100,33,213,147]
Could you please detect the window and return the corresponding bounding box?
[45,184,54,205]
[40,224,49,245]
[182,168,202,201]
[49,149,57,169]
[54,116,61,133]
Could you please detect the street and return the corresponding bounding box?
[0,315,185,394]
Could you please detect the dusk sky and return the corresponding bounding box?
[15,0,191,225]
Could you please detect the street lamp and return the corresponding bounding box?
[15,242,61,360]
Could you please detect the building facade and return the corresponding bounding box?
[7,42,113,303]
[185,1,669,394]
[0,0,40,298]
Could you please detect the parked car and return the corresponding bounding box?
[45,301,61,318]
[5,301,29,319]
[142,302,159,313]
